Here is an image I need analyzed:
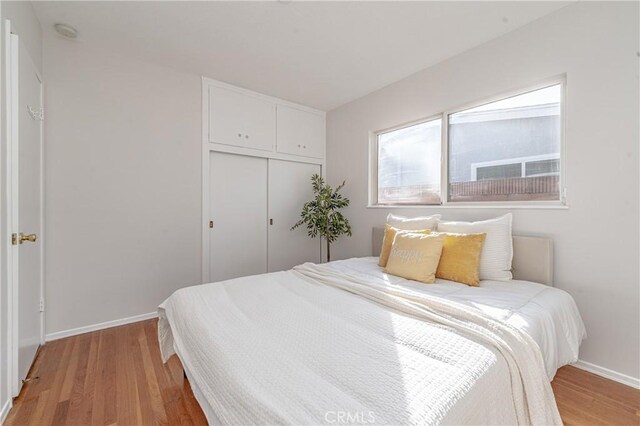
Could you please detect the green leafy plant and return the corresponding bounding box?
[291,174,352,262]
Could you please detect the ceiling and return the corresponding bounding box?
[33,1,570,111]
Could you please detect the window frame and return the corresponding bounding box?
[368,75,567,209]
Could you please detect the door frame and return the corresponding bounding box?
[4,19,46,397]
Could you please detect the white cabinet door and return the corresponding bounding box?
[242,95,276,151]
[208,85,275,152]
[209,152,268,281]
[208,86,245,146]
[268,160,321,272]
[276,105,325,159]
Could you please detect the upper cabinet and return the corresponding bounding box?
[208,85,276,152]
[204,78,325,162]
[276,105,325,159]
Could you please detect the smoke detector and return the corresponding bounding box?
[54,23,78,39]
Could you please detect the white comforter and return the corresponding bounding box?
[326,257,586,379]
[158,258,579,425]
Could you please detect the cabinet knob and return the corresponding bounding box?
[303,145,306,149]
[238,133,242,137]
[245,135,249,139]
[297,144,301,148]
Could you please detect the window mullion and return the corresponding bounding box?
[441,112,449,206]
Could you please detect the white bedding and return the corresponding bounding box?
[326,257,586,379]
[158,257,583,425]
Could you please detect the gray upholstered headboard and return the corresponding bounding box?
[371,227,554,286]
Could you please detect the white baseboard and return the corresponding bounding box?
[45,311,158,342]
[573,359,640,389]
[1,398,12,424]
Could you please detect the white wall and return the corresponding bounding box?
[43,34,202,335]
[0,1,42,417]
[327,2,639,381]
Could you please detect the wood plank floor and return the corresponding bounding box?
[5,319,640,425]
[5,319,206,426]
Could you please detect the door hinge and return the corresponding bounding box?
[39,298,44,313]
[209,220,214,229]
[11,233,17,245]
[269,218,273,225]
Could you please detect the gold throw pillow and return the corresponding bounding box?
[435,232,487,286]
[378,224,430,267]
[384,233,445,284]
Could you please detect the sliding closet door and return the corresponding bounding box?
[209,152,268,281]
[268,160,322,272]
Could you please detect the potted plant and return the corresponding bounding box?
[291,174,352,262]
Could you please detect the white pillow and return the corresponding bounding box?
[437,213,513,281]
[386,213,441,231]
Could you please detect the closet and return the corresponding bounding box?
[203,78,325,283]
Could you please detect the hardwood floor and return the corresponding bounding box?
[5,319,206,426]
[5,319,639,426]
[552,365,640,425]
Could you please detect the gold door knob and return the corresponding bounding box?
[19,233,37,244]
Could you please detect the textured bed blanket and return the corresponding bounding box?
[325,257,585,380]
[158,262,562,425]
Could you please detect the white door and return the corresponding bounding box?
[11,34,43,392]
[268,160,321,272]
[209,152,268,281]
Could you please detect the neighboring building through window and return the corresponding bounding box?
[471,153,560,181]
[448,84,562,202]
[377,118,441,205]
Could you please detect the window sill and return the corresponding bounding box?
[367,203,569,210]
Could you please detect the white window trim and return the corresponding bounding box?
[368,74,568,209]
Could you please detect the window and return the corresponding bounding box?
[448,84,562,202]
[376,118,442,205]
[369,79,564,207]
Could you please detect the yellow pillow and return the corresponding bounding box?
[435,232,487,286]
[378,224,430,267]
[384,233,445,284]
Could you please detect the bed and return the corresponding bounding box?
[158,229,585,425]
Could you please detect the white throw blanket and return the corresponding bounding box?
[159,262,562,425]
[293,263,562,425]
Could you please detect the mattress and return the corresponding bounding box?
[158,257,582,425]
[325,257,586,379]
